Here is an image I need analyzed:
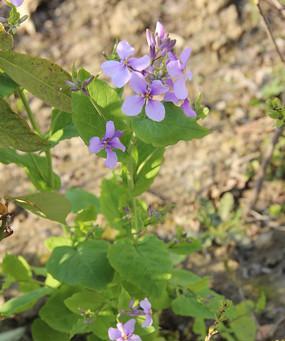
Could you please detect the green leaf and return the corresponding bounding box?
[255,291,266,313]
[2,254,31,281]
[88,78,123,118]
[0,51,71,112]
[193,318,207,338]
[64,290,104,315]
[0,148,60,191]
[72,81,127,146]
[45,236,72,251]
[0,98,48,152]
[47,240,114,290]
[0,327,25,341]
[89,313,116,340]
[72,93,105,145]
[221,301,256,341]
[133,103,209,147]
[1,254,38,291]
[0,72,18,97]
[170,269,211,295]
[108,235,172,297]
[39,286,78,334]
[13,192,71,224]
[0,31,13,51]
[49,109,78,144]
[133,141,164,196]
[32,319,69,341]
[171,294,214,319]
[169,240,202,255]
[100,178,129,230]
[66,188,100,213]
[0,287,52,316]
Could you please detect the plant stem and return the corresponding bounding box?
[127,134,140,233]
[17,88,54,188]
[17,88,41,134]
[45,149,54,188]
[256,0,285,64]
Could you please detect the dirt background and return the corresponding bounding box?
[0,0,285,339]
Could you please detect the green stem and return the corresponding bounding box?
[17,88,54,188]
[17,88,41,134]
[127,134,139,233]
[45,149,54,188]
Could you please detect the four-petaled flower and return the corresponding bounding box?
[101,41,150,88]
[122,75,168,122]
[140,298,153,328]
[108,319,141,341]
[167,48,193,100]
[89,121,126,169]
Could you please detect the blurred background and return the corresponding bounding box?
[0,0,284,339]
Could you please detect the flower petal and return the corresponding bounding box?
[146,29,155,47]
[124,319,136,336]
[164,91,179,104]
[181,99,197,118]
[111,64,132,88]
[145,99,165,122]
[155,21,166,39]
[140,298,151,311]
[150,80,168,95]
[142,315,153,328]
[89,137,104,154]
[130,74,147,95]
[105,121,115,139]
[167,60,182,78]
[105,148,117,169]
[110,137,126,152]
[11,0,24,6]
[187,70,193,80]
[108,327,122,340]
[180,47,192,68]
[117,40,135,60]
[101,60,121,77]
[173,78,188,100]
[128,55,151,71]
[122,95,145,116]
[130,336,142,341]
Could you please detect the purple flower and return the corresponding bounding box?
[10,0,24,6]
[146,21,176,59]
[122,75,168,122]
[101,41,150,88]
[181,98,197,118]
[164,80,196,118]
[108,319,141,341]
[140,298,153,328]
[167,47,193,100]
[89,121,126,169]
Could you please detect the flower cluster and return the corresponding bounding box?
[101,22,197,122]
[108,298,153,341]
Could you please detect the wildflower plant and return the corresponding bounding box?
[0,4,257,341]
